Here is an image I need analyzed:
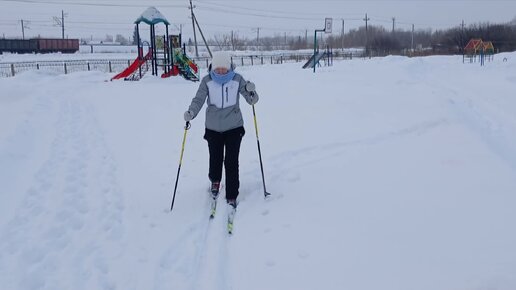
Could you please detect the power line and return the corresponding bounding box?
[195,6,322,21]
[198,22,306,32]
[0,18,307,34]
[199,0,364,18]
[0,1,481,31]
[0,0,185,8]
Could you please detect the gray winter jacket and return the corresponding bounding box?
[188,73,258,132]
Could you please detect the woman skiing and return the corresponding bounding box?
[184,51,259,217]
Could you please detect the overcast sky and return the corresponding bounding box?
[1,0,515,41]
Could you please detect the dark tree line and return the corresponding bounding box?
[95,18,515,55]
[325,21,516,55]
[194,19,516,55]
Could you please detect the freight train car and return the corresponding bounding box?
[0,39,38,53]
[0,38,79,54]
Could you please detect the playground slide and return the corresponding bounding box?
[302,52,326,69]
[178,52,198,74]
[111,50,152,80]
[161,50,199,81]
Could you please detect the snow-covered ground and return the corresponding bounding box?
[1,53,516,290]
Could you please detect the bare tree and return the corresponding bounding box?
[184,20,516,54]
[213,34,231,50]
[115,34,129,45]
[104,34,113,43]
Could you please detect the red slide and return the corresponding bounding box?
[111,50,152,80]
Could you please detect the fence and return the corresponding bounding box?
[0,51,359,78]
[0,59,133,77]
[195,51,358,69]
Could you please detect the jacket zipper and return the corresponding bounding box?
[221,84,224,108]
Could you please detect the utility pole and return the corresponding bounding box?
[231,30,234,51]
[20,19,27,39]
[411,24,415,54]
[341,19,345,51]
[363,13,370,58]
[192,13,212,57]
[392,17,395,34]
[53,10,67,39]
[189,0,199,57]
[460,20,465,53]
[61,10,65,39]
[252,27,260,45]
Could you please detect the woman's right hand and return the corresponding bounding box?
[184,110,194,121]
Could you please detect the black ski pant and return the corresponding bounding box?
[204,127,245,201]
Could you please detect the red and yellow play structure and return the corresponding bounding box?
[111,7,199,82]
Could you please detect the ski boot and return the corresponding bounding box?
[209,181,220,219]
[227,199,237,234]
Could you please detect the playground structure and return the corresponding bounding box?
[302,45,333,69]
[463,38,495,65]
[304,18,334,72]
[111,7,199,81]
[160,34,199,81]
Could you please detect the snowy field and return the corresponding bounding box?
[1,53,516,290]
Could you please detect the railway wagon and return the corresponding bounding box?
[36,38,79,53]
[0,38,79,54]
[0,39,38,53]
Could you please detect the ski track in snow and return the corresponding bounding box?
[152,193,233,290]
[435,84,516,173]
[0,91,53,212]
[268,118,449,175]
[0,96,126,290]
[0,91,56,289]
[152,199,211,290]
[192,196,232,290]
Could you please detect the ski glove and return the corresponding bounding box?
[247,93,259,105]
[245,81,256,93]
[245,81,259,105]
[184,110,194,122]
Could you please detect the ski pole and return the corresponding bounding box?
[170,121,191,211]
[252,104,271,198]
